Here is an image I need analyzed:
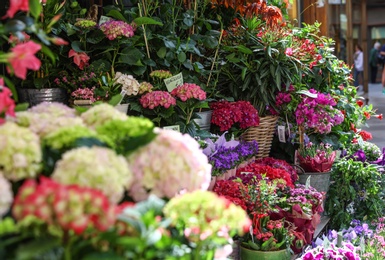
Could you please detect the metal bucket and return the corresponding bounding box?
[16,88,69,107]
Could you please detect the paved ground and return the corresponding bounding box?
[361,83,385,149]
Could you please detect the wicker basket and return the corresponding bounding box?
[241,115,278,159]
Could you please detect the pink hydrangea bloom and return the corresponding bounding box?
[171,83,206,101]
[71,87,96,102]
[7,41,41,80]
[127,128,212,201]
[99,20,136,40]
[139,90,176,109]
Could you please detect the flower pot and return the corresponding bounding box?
[297,171,331,194]
[193,110,212,131]
[208,176,217,191]
[73,99,93,108]
[115,103,129,114]
[240,246,290,260]
[16,87,69,107]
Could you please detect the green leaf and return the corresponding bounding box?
[40,44,56,64]
[82,252,126,260]
[106,10,127,23]
[15,103,29,112]
[177,52,186,63]
[203,36,218,49]
[120,48,144,65]
[15,236,61,260]
[29,0,42,20]
[133,17,163,26]
[71,41,84,52]
[157,47,167,58]
[236,45,252,54]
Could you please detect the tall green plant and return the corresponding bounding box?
[325,158,385,230]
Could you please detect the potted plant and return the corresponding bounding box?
[1,0,69,105]
[213,175,294,259]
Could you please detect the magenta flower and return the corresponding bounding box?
[295,89,344,134]
[7,41,41,80]
[99,20,136,40]
[139,90,176,109]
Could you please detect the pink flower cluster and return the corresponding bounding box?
[99,20,136,40]
[0,81,16,125]
[171,83,206,101]
[71,87,96,102]
[210,100,260,131]
[12,177,117,235]
[139,90,176,109]
[295,89,344,134]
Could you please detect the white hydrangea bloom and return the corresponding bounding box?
[52,146,133,203]
[81,103,128,129]
[114,72,140,96]
[0,173,13,217]
[0,122,42,181]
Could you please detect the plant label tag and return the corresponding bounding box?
[239,171,253,175]
[99,15,112,25]
[163,125,180,132]
[164,73,183,92]
[278,125,286,143]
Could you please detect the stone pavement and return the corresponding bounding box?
[361,83,385,149]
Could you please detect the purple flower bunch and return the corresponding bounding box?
[99,20,136,40]
[295,89,344,134]
[300,241,360,260]
[203,133,258,176]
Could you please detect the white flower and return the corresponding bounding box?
[0,173,13,217]
[114,72,140,96]
[0,122,42,181]
[52,146,133,203]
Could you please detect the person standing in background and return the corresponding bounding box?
[369,42,381,83]
[353,44,364,88]
[380,43,385,89]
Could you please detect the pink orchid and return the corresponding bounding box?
[6,41,41,80]
[0,80,16,125]
[68,49,90,70]
[3,0,29,19]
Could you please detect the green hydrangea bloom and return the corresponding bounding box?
[0,122,42,181]
[52,146,132,203]
[43,125,114,150]
[81,104,128,129]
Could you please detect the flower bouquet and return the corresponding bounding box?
[297,142,336,173]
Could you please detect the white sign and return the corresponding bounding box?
[164,73,183,92]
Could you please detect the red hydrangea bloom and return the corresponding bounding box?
[254,157,298,184]
[210,100,259,132]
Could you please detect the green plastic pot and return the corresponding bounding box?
[240,246,291,260]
